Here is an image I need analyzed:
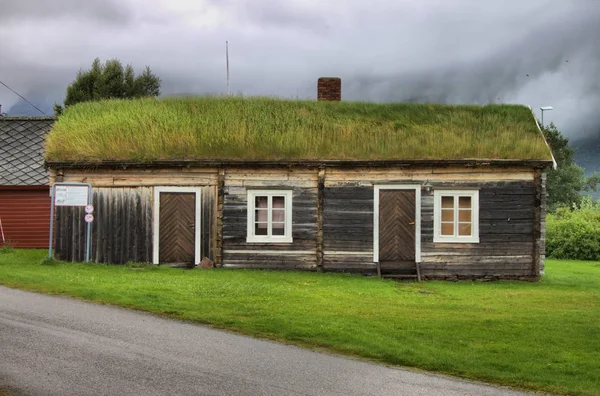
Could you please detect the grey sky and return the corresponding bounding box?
[1,0,599,138]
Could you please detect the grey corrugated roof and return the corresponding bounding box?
[0,116,55,186]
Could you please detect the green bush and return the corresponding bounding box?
[547,197,600,260]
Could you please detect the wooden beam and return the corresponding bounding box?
[316,166,325,271]
[215,168,225,267]
[532,169,542,278]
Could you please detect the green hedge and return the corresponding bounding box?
[546,197,600,260]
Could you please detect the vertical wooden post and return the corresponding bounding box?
[532,169,542,278]
[316,166,325,272]
[215,168,225,267]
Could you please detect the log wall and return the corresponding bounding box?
[322,167,541,279]
[221,168,319,270]
[51,166,547,278]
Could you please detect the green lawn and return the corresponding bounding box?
[1,250,599,395]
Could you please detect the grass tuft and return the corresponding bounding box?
[0,245,15,254]
[45,97,553,162]
[125,261,157,271]
[40,257,61,266]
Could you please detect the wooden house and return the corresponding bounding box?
[45,79,554,279]
[0,116,55,248]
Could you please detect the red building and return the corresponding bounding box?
[0,116,55,248]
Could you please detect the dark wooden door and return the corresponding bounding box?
[379,190,416,263]
[159,192,195,264]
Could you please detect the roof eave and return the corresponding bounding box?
[45,158,555,169]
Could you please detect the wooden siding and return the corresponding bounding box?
[50,165,546,279]
[50,168,218,187]
[322,186,374,272]
[55,186,215,264]
[324,167,534,186]
[0,188,50,248]
[221,169,319,269]
[538,172,547,274]
[322,168,540,279]
[420,181,538,279]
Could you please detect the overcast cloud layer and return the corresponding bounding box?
[1,0,599,138]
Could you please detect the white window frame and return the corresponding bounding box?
[433,190,479,243]
[246,190,293,243]
[373,185,421,263]
[152,186,202,265]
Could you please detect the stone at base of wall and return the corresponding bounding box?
[198,257,214,269]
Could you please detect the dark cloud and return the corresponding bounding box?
[1,0,599,138]
[0,0,131,25]
[209,0,330,33]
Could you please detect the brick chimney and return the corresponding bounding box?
[317,77,341,101]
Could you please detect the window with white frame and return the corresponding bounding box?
[246,190,293,243]
[434,190,479,243]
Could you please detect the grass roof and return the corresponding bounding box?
[45,96,553,163]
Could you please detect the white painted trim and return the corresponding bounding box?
[528,105,557,170]
[152,186,202,265]
[433,190,479,243]
[373,185,421,263]
[246,189,293,243]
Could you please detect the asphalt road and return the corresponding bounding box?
[0,286,531,396]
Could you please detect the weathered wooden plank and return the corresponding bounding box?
[55,187,155,264]
[316,167,325,271]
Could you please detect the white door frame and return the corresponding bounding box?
[373,185,421,263]
[152,186,202,265]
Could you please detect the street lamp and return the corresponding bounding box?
[540,106,553,127]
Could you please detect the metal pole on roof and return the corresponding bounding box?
[226,41,230,96]
[540,106,553,127]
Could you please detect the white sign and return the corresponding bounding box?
[84,214,94,223]
[85,205,94,214]
[54,186,89,207]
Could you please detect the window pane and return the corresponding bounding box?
[458,223,472,236]
[272,223,285,235]
[441,223,454,236]
[441,209,454,222]
[255,223,268,235]
[255,196,268,208]
[441,196,454,208]
[255,209,268,223]
[458,210,471,222]
[459,196,471,208]
[272,209,285,223]
[272,196,285,209]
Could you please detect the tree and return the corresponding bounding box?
[542,122,599,211]
[54,58,161,115]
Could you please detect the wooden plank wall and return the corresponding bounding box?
[323,167,538,279]
[419,181,536,279]
[52,166,547,278]
[55,187,153,263]
[50,168,219,187]
[538,172,547,274]
[322,185,374,272]
[221,168,319,270]
[54,186,216,264]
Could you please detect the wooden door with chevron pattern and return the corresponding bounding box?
[378,190,416,265]
[159,192,195,264]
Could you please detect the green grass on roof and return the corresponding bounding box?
[44,96,553,163]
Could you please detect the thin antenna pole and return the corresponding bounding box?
[226,41,230,95]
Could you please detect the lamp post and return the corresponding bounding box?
[540,106,553,127]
